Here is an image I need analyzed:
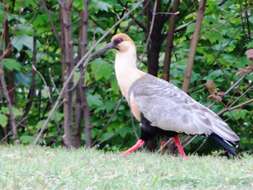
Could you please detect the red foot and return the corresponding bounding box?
[122,139,145,156]
[173,135,188,159]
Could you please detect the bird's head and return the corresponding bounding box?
[92,33,135,60]
[107,33,135,53]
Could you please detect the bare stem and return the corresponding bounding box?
[33,0,145,144]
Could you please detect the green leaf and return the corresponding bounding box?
[0,114,8,128]
[15,24,33,35]
[224,109,250,120]
[246,41,253,49]
[13,107,22,117]
[87,93,103,108]
[0,58,22,71]
[100,132,114,142]
[116,125,131,138]
[0,107,8,114]
[73,0,83,10]
[41,87,50,98]
[91,58,113,80]
[0,3,4,24]
[96,1,112,11]
[12,35,34,51]
[110,79,119,94]
[52,112,64,123]
[20,135,34,144]
[36,120,46,129]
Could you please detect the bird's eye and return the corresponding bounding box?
[113,37,124,45]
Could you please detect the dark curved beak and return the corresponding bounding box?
[105,41,116,49]
[89,41,116,60]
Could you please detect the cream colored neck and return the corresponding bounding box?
[114,46,144,99]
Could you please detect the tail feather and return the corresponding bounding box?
[209,133,238,156]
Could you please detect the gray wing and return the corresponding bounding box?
[129,74,239,143]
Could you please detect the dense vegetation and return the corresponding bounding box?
[0,0,252,154]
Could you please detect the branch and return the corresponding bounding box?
[182,0,206,92]
[40,0,60,43]
[0,45,12,60]
[129,14,147,32]
[162,0,180,81]
[218,98,253,115]
[118,0,146,32]
[182,75,249,149]
[146,0,158,47]
[113,0,128,34]
[21,36,37,119]
[33,0,145,144]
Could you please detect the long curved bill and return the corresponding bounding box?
[89,41,116,60]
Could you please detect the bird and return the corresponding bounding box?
[106,33,240,157]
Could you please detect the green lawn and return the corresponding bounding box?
[0,146,252,190]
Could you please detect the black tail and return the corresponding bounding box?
[209,133,238,157]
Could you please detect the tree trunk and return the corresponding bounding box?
[77,0,92,147]
[60,0,79,148]
[1,13,17,141]
[145,0,166,76]
[182,0,206,92]
[143,0,168,150]
[163,0,180,81]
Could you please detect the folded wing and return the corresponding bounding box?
[129,74,239,143]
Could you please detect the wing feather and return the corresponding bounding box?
[129,74,239,143]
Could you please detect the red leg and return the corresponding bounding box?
[122,139,145,156]
[172,135,188,159]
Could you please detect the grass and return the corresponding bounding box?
[0,146,252,190]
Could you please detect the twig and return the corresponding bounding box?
[155,11,179,15]
[92,97,124,146]
[207,74,247,108]
[158,138,172,153]
[129,14,146,32]
[118,0,146,32]
[40,0,60,43]
[146,0,157,48]
[224,75,246,96]
[225,84,252,109]
[218,98,253,115]
[32,64,52,102]
[114,0,128,34]
[0,115,28,143]
[33,0,145,144]
[184,76,251,151]
[192,138,207,154]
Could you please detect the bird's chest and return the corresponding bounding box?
[115,73,130,98]
[129,93,141,121]
[115,78,141,121]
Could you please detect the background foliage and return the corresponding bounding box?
[0,0,252,154]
